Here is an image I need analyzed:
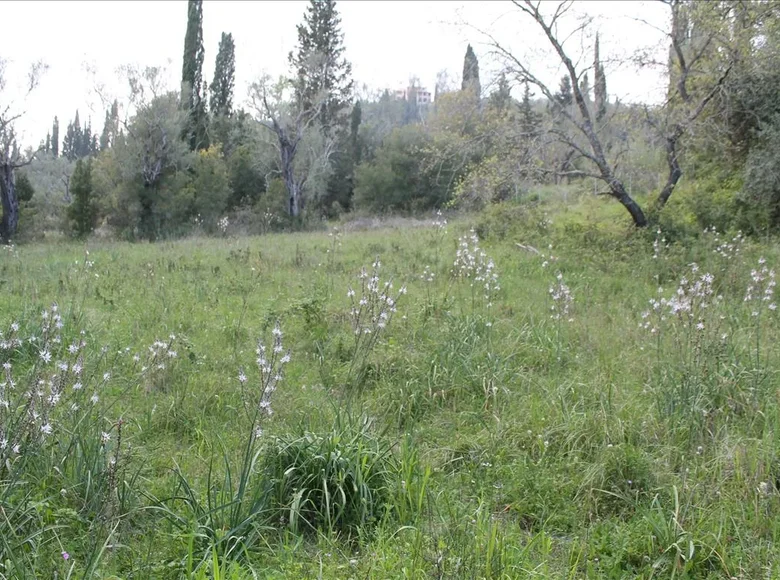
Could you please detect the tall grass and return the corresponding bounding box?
[1,203,780,577]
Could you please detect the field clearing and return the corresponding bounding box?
[2,212,780,579]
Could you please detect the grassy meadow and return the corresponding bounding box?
[2,200,780,578]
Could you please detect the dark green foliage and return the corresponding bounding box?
[15,173,34,203]
[462,44,481,101]
[99,100,120,151]
[321,101,362,216]
[181,0,208,151]
[354,125,452,212]
[191,146,231,228]
[520,82,541,138]
[289,0,353,136]
[742,115,780,228]
[67,158,98,238]
[579,72,590,102]
[51,117,59,158]
[555,75,573,107]
[488,72,512,112]
[210,32,235,118]
[61,111,95,161]
[227,144,265,209]
[594,33,607,122]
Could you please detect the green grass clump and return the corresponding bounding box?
[261,419,394,535]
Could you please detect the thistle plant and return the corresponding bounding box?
[346,258,406,387]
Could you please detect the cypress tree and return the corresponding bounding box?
[51,117,60,158]
[462,44,481,103]
[99,110,111,151]
[62,119,76,161]
[73,111,83,158]
[181,0,208,150]
[489,72,512,112]
[67,159,98,238]
[520,81,541,139]
[594,33,607,122]
[350,100,362,166]
[579,72,590,103]
[210,32,236,117]
[555,75,573,108]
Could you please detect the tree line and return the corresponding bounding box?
[2,0,780,243]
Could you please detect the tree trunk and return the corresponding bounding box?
[612,179,647,227]
[656,130,683,209]
[280,141,302,217]
[0,164,19,244]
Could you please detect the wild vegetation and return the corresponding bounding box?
[2,1,780,244]
[3,0,780,577]
[2,196,780,578]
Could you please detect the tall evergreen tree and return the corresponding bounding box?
[62,118,76,161]
[323,100,362,215]
[181,0,208,150]
[99,110,111,151]
[461,44,481,103]
[16,172,34,203]
[350,100,362,167]
[489,72,512,112]
[554,75,573,107]
[51,117,60,158]
[67,158,98,238]
[594,33,607,122]
[61,111,97,160]
[98,100,120,151]
[289,0,353,136]
[579,72,590,103]
[82,118,93,158]
[210,32,236,117]
[520,81,541,138]
[44,132,51,154]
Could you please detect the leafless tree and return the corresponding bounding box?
[479,0,738,227]
[0,58,47,243]
[249,76,335,217]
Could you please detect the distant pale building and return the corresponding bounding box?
[391,86,432,105]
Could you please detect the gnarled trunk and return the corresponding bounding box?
[0,164,19,244]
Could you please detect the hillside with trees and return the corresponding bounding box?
[1,0,779,243]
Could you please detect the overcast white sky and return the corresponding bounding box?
[1,0,670,149]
